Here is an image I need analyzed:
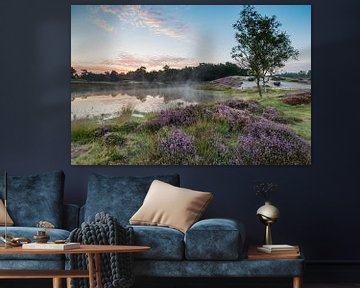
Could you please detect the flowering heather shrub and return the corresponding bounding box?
[159,129,196,164]
[208,139,238,165]
[282,92,311,106]
[262,107,287,124]
[142,105,204,131]
[211,105,251,130]
[237,119,311,165]
[223,99,264,114]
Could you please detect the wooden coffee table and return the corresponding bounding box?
[0,244,150,288]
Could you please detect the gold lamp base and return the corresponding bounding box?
[265,223,272,245]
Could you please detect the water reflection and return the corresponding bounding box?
[71,86,224,120]
[71,82,311,120]
[71,93,195,120]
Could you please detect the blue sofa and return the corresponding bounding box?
[81,173,304,283]
[0,171,303,287]
[0,171,78,270]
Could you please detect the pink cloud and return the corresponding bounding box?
[73,52,198,73]
[100,5,188,39]
[93,18,114,32]
[106,51,197,71]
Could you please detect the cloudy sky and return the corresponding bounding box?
[71,5,311,74]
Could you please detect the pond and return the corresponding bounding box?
[71,81,311,120]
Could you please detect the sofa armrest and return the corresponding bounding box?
[184,218,245,260]
[63,204,80,231]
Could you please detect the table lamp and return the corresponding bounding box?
[257,201,280,245]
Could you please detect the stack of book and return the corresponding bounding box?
[248,244,300,259]
[22,242,80,250]
[257,244,299,254]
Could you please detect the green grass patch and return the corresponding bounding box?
[258,95,311,140]
[71,119,98,144]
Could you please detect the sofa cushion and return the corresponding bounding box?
[0,227,70,261]
[0,199,14,226]
[130,225,184,260]
[184,218,245,260]
[0,171,64,227]
[130,180,213,233]
[84,174,180,225]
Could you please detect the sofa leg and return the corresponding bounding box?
[53,278,62,288]
[293,276,302,288]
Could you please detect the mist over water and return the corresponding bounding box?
[71,81,311,120]
[71,85,224,120]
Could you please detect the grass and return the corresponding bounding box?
[257,94,311,141]
[71,86,311,165]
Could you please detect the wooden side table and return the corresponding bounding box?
[247,245,303,288]
[0,244,150,288]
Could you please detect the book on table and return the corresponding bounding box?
[22,242,80,250]
[248,245,300,260]
[257,244,299,254]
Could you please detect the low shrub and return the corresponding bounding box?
[262,107,287,124]
[118,121,140,133]
[237,119,311,165]
[141,105,204,131]
[158,129,196,164]
[282,92,311,106]
[210,105,251,130]
[222,99,263,114]
[102,132,126,146]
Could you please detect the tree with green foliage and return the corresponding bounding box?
[231,5,299,97]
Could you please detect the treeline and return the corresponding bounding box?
[71,62,248,83]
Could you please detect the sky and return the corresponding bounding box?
[71,5,311,74]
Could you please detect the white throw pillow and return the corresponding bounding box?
[130,180,213,233]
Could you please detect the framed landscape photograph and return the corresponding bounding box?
[71,5,311,165]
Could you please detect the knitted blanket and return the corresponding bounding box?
[68,212,134,288]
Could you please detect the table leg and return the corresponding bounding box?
[88,253,95,288]
[95,253,102,288]
[66,277,72,288]
[293,276,302,288]
[52,278,62,288]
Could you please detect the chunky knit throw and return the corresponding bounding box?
[68,212,134,288]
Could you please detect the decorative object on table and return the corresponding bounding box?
[254,181,280,245]
[248,245,300,260]
[22,242,80,250]
[69,212,135,288]
[33,230,50,243]
[257,244,299,254]
[0,234,31,247]
[33,220,55,243]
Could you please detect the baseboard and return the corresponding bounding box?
[305,261,360,282]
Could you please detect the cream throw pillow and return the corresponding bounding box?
[0,199,14,226]
[130,180,213,233]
